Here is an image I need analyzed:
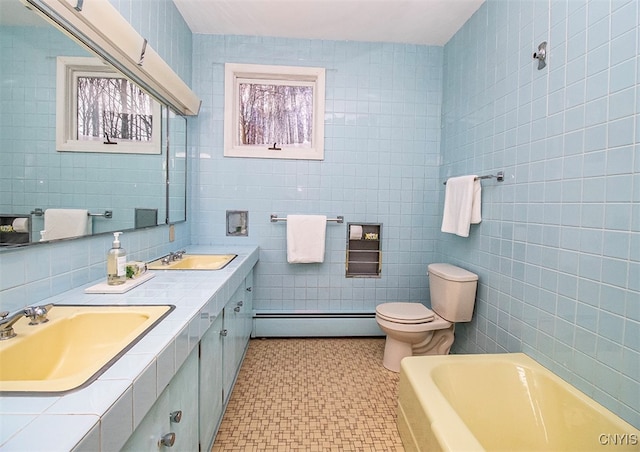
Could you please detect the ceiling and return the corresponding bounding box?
[0,0,48,26]
[172,0,485,46]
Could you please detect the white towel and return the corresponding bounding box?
[441,176,482,237]
[286,215,327,263]
[42,209,90,241]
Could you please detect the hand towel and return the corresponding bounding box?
[286,215,327,263]
[42,209,90,240]
[441,176,481,237]
[471,178,482,225]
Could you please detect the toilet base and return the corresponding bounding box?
[381,326,455,372]
[413,325,455,356]
[382,335,415,372]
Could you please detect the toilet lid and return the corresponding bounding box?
[376,302,435,324]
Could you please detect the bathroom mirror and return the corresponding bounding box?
[0,1,187,247]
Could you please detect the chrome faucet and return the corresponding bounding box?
[25,304,53,325]
[160,250,186,265]
[0,304,53,340]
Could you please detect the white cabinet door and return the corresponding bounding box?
[122,349,199,452]
[199,314,223,450]
[222,296,240,405]
[121,386,171,451]
[169,349,199,451]
[242,270,254,340]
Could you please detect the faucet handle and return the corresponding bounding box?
[26,304,52,325]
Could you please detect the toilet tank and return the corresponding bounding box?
[428,263,478,322]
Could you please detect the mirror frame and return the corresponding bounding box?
[166,108,188,225]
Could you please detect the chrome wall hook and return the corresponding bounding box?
[533,41,547,70]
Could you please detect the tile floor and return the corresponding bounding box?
[212,337,405,451]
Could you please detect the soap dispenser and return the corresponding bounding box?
[107,232,127,285]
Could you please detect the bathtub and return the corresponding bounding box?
[397,353,639,451]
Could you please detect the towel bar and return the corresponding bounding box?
[443,171,504,185]
[30,208,112,218]
[270,214,344,223]
[88,210,113,218]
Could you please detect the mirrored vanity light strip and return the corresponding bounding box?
[270,214,344,223]
[25,0,201,116]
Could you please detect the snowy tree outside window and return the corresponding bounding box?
[76,76,154,143]
[237,83,313,148]
[56,57,161,154]
[224,63,325,160]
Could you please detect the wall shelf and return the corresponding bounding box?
[0,214,31,246]
[346,223,381,278]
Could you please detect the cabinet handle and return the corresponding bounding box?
[220,329,228,337]
[170,410,182,423]
[237,300,243,307]
[246,287,252,292]
[234,306,241,312]
[158,433,176,448]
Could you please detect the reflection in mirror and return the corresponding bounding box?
[0,1,184,248]
[167,109,187,223]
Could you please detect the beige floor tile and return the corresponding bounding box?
[212,338,404,451]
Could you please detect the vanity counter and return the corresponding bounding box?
[0,245,259,452]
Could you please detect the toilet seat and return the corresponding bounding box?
[376,311,452,334]
[375,302,435,324]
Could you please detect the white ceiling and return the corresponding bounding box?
[172,0,485,46]
[0,1,48,26]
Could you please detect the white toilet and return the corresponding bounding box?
[375,263,478,372]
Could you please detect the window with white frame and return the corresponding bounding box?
[56,57,161,154]
[224,63,325,160]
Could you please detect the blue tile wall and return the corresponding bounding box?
[190,36,443,313]
[439,0,639,427]
[0,223,189,313]
[108,0,192,85]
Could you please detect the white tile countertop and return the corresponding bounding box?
[0,245,259,452]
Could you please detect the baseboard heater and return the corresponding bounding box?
[252,311,383,338]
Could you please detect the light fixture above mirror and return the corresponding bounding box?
[23,0,201,116]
